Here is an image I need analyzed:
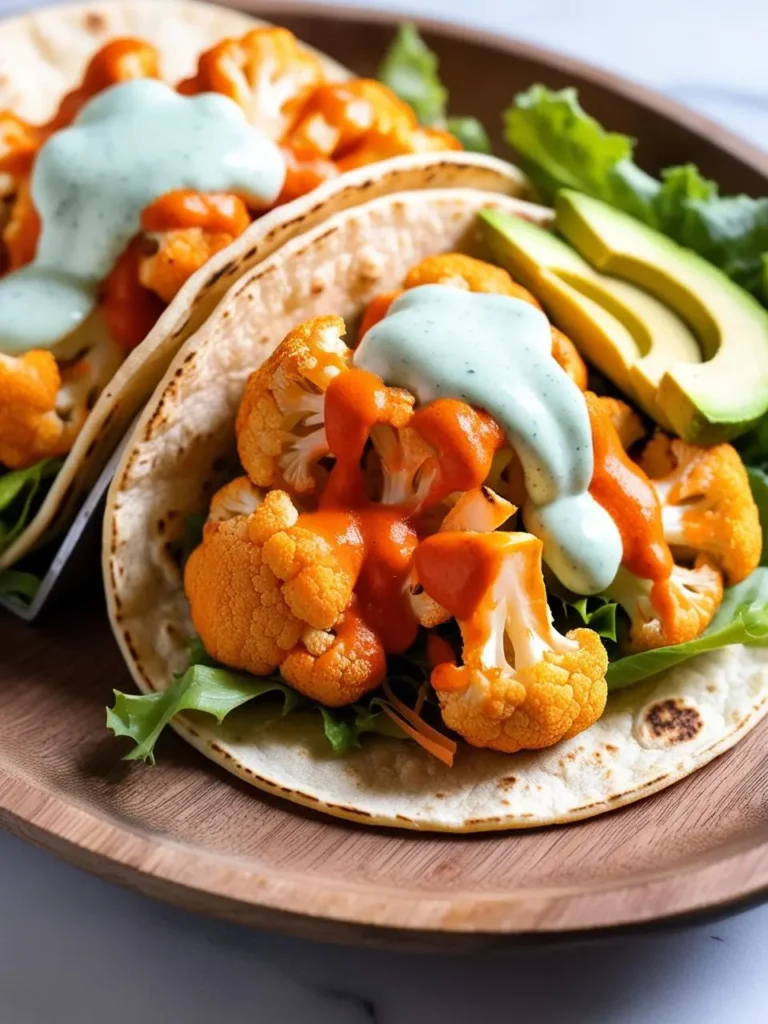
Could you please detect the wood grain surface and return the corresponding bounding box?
[2,4,768,947]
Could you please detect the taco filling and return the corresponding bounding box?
[0,26,460,558]
[109,244,762,769]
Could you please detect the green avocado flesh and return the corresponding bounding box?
[555,191,768,443]
[479,209,701,432]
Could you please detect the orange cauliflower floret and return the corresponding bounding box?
[306,80,459,171]
[414,531,607,752]
[208,475,263,522]
[607,557,723,652]
[185,487,306,675]
[281,606,387,706]
[236,316,352,495]
[261,511,363,630]
[178,27,325,140]
[3,179,40,270]
[640,433,761,585]
[138,191,252,304]
[407,486,516,628]
[0,350,73,468]
[598,396,645,450]
[404,252,537,298]
[0,111,40,180]
[187,481,382,704]
[48,38,160,131]
[369,398,502,512]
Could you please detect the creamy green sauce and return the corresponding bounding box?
[355,285,622,594]
[0,79,286,354]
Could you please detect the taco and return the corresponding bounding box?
[0,0,528,579]
[103,180,768,832]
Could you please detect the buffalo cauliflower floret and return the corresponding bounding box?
[639,433,761,585]
[261,510,363,629]
[102,238,165,351]
[138,191,252,304]
[404,252,537,298]
[178,27,325,140]
[407,486,516,628]
[598,396,646,449]
[280,604,387,705]
[49,38,160,131]
[0,112,40,181]
[414,530,608,752]
[208,476,263,522]
[187,484,381,703]
[2,178,40,270]
[370,398,503,511]
[236,316,352,495]
[185,488,306,675]
[0,350,71,468]
[607,557,723,652]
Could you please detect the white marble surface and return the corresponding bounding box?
[2,0,768,1021]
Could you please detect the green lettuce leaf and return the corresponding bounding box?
[569,596,618,641]
[503,85,768,303]
[107,663,298,763]
[378,22,446,126]
[318,707,359,754]
[550,592,618,641]
[378,24,490,153]
[446,115,491,154]
[504,85,659,218]
[0,458,62,555]
[606,569,768,691]
[0,568,42,602]
[747,467,768,566]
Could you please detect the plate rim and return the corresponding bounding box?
[3,0,768,945]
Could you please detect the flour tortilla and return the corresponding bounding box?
[106,190,768,833]
[0,0,531,569]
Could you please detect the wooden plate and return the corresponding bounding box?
[2,3,768,948]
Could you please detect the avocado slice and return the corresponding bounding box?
[556,190,768,443]
[479,209,701,430]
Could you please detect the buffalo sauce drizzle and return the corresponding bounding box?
[295,367,503,658]
[585,391,672,586]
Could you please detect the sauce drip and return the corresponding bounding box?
[0,79,285,354]
[355,285,622,594]
[585,392,672,583]
[297,367,501,656]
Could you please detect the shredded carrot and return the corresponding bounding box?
[382,681,457,762]
[379,704,455,766]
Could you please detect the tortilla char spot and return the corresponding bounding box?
[186,726,199,737]
[206,262,234,289]
[636,697,704,749]
[83,11,107,32]
[500,798,509,807]
[605,743,618,753]
[435,792,446,799]
[497,775,517,790]
[707,684,717,694]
